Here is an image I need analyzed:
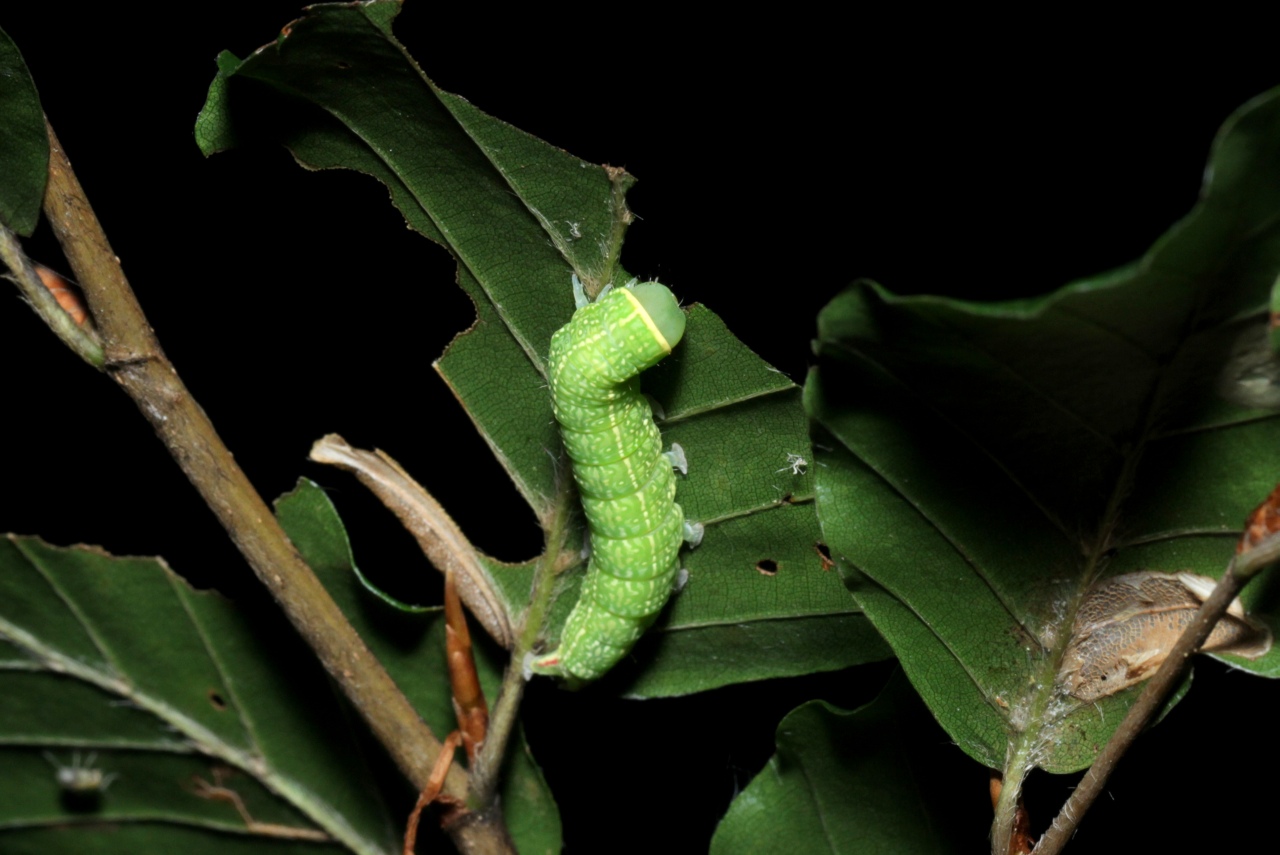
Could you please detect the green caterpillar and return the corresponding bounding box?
[530,277,699,683]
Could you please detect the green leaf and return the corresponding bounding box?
[616,612,890,699]
[0,536,397,854]
[805,86,1280,776]
[0,28,48,235]
[198,1,885,694]
[273,480,562,855]
[711,673,963,855]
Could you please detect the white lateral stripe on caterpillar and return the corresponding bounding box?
[531,280,688,682]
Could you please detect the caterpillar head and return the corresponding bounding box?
[628,282,686,353]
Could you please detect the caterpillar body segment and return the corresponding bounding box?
[531,281,688,683]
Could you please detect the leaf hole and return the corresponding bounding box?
[755,559,778,576]
[814,542,835,572]
[207,690,228,711]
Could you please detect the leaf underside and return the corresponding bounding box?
[806,86,1280,774]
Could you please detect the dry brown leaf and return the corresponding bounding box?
[1059,571,1271,701]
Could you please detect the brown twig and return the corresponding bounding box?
[308,434,513,647]
[37,120,513,854]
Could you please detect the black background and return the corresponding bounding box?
[3,6,1278,852]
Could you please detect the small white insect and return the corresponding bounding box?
[776,453,808,476]
[45,750,117,794]
[567,221,583,239]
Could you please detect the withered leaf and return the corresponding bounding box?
[1059,572,1271,702]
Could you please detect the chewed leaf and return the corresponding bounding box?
[0,535,397,854]
[807,85,1280,776]
[198,1,883,695]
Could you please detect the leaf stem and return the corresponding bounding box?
[38,120,513,854]
[989,771,1034,855]
[468,479,575,809]
[992,733,1036,854]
